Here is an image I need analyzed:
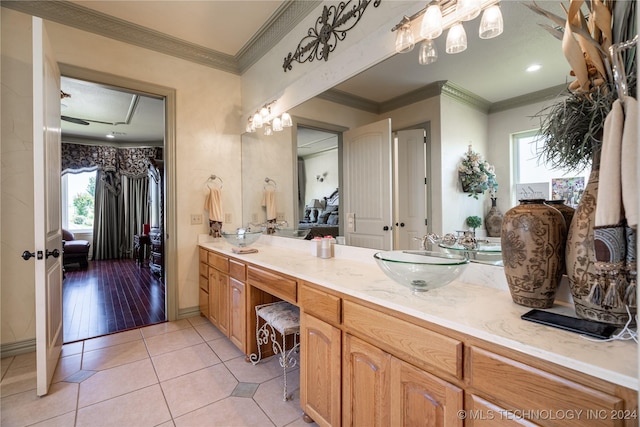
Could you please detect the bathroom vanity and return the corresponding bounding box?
[198,236,637,427]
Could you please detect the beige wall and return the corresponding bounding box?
[1,9,243,346]
[1,9,37,345]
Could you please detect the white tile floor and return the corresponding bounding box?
[0,316,317,427]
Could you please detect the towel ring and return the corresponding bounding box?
[206,174,223,189]
[264,177,277,190]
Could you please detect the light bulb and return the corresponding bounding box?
[446,23,467,54]
[418,39,438,65]
[281,112,292,127]
[395,22,415,53]
[253,112,263,128]
[456,0,481,21]
[272,116,283,132]
[264,124,273,136]
[479,5,503,39]
[419,4,443,40]
[260,106,269,118]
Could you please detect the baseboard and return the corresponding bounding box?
[178,306,201,320]
[1,338,36,358]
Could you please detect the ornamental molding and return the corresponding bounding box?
[1,0,318,75]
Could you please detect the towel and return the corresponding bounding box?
[262,188,277,221]
[205,187,224,238]
[592,96,637,308]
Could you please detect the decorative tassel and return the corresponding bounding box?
[602,272,623,309]
[624,279,637,307]
[587,277,605,306]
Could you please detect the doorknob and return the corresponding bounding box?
[22,250,43,261]
[383,226,390,231]
[395,222,405,227]
[46,249,60,259]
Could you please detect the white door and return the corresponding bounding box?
[343,119,392,250]
[33,17,64,396]
[394,129,428,250]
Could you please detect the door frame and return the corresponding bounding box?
[59,64,178,322]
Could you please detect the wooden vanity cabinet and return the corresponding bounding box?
[300,283,342,427]
[200,248,248,353]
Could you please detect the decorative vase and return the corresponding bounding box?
[565,165,634,326]
[485,198,503,237]
[544,200,575,276]
[500,199,566,308]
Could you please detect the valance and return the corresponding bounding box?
[62,143,158,194]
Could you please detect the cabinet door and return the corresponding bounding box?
[301,313,342,427]
[229,277,246,352]
[209,269,229,335]
[343,334,392,427]
[390,357,463,427]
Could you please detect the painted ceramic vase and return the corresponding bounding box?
[501,199,566,308]
[485,198,503,238]
[544,199,575,275]
[564,168,634,326]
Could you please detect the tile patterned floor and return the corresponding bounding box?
[0,316,317,427]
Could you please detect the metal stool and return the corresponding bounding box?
[249,301,300,401]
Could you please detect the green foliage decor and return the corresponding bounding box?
[458,145,498,200]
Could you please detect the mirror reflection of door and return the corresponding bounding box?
[59,75,167,343]
[394,127,429,250]
[343,119,393,250]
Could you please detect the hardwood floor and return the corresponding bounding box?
[62,259,166,343]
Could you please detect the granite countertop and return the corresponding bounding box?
[199,235,638,390]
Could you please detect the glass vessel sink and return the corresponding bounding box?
[438,241,503,266]
[273,228,311,239]
[221,229,263,247]
[374,250,469,293]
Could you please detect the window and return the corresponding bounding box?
[61,170,96,231]
[513,130,590,208]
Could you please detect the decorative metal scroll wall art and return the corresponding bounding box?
[283,0,382,72]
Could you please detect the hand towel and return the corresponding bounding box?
[621,96,638,229]
[592,97,637,308]
[262,188,277,221]
[205,187,224,222]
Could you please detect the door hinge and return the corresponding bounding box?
[424,177,427,185]
[425,218,428,226]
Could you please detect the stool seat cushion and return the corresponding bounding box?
[256,301,300,335]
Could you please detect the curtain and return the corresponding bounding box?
[64,143,157,260]
[120,175,150,258]
[298,157,306,221]
[93,170,120,260]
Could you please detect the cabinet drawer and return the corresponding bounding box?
[343,300,463,379]
[468,346,624,427]
[199,248,208,263]
[199,261,208,278]
[199,274,208,292]
[229,259,246,281]
[208,251,229,273]
[247,265,297,303]
[300,283,341,326]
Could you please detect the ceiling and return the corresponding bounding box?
[47,1,569,146]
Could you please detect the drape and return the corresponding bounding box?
[63,143,157,260]
[121,175,151,258]
[298,157,306,220]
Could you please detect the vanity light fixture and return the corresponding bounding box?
[392,0,503,64]
[245,100,293,135]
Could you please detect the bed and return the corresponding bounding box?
[299,189,339,240]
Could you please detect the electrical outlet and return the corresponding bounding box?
[225,213,232,223]
[190,214,203,225]
[276,212,285,222]
[251,213,258,223]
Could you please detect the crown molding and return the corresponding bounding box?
[380,81,449,113]
[489,84,568,113]
[1,0,317,75]
[317,89,380,113]
[440,81,492,112]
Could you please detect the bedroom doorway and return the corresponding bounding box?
[58,65,176,342]
[295,124,343,235]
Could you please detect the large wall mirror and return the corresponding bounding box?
[241,1,576,253]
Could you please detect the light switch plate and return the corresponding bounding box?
[190,214,203,225]
[347,212,355,232]
[225,213,232,223]
[276,212,285,222]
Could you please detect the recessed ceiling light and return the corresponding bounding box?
[526,64,542,72]
[106,134,115,139]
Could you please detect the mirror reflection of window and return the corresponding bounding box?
[513,130,591,207]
